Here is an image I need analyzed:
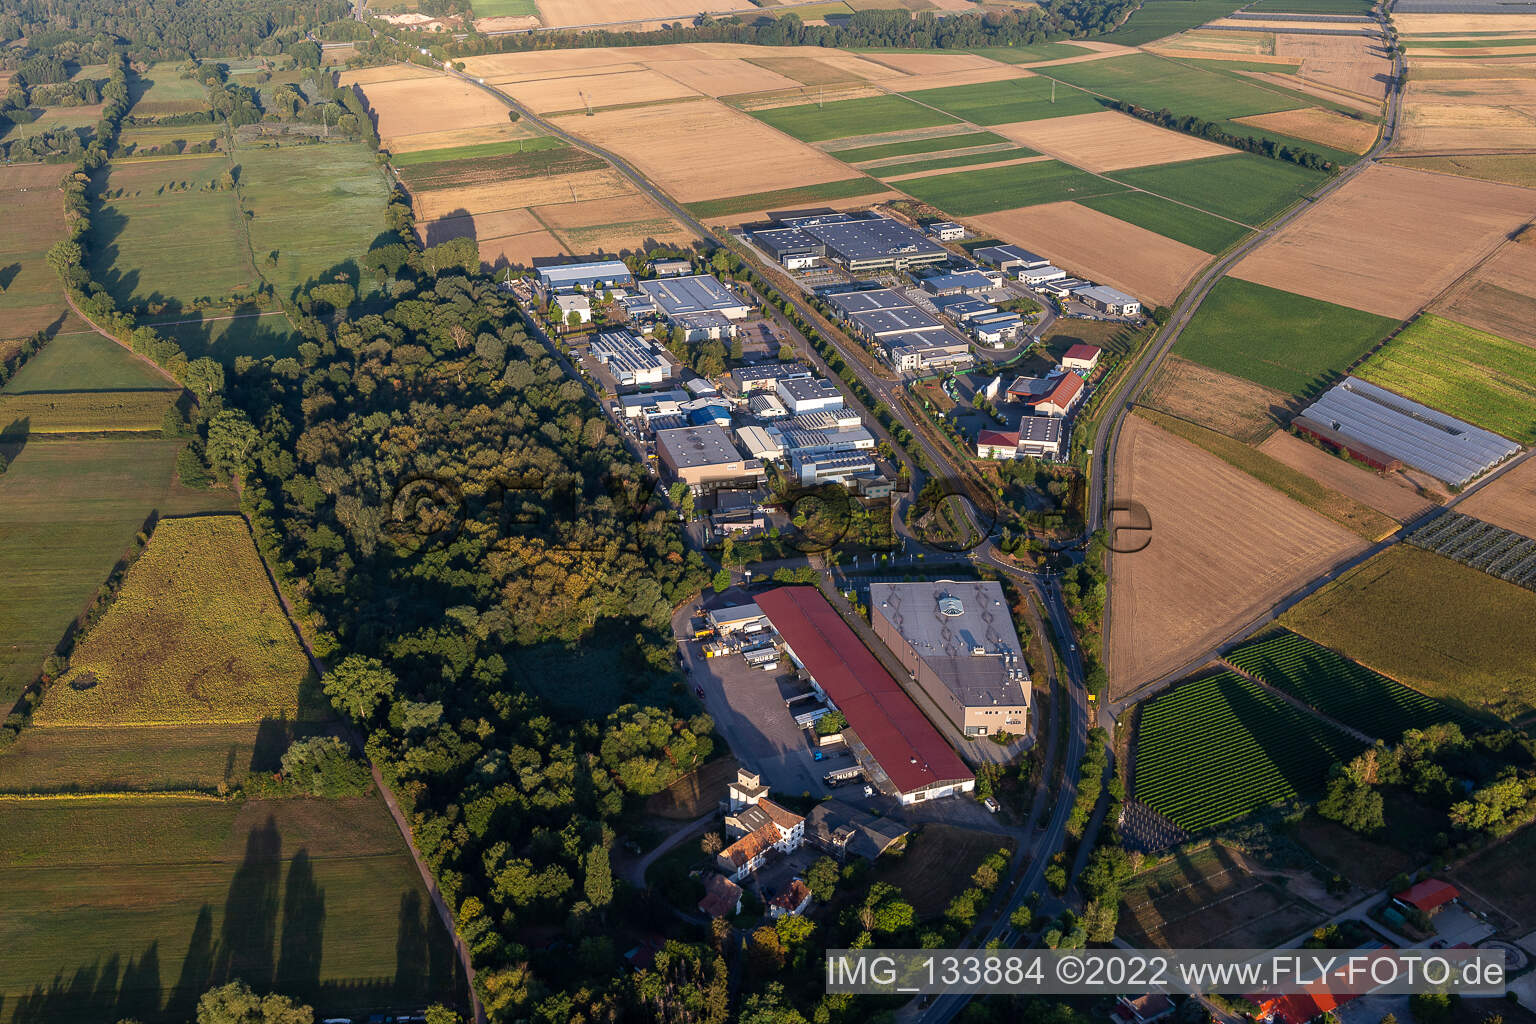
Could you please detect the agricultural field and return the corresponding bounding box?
[685,179,894,220]
[1105,153,1324,227]
[88,156,257,311]
[1355,315,1536,444]
[1431,236,1536,350]
[501,68,699,114]
[1172,278,1396,393]
[1106,414,1368,695]
[2,333,176,393]
[1451,823,1536,935]
[901,77,1105,125]
[32,515,315,727]
[0,439,234,711]
[1037,51,1300,121]
[145,308,301,363]
[394,144,605,189]
[828,129,1007,162]
[127,63,210,117]
[1096,0,1247,46]
[0,796,458,1018]
[1459,457,1536,539]
[989,110,1235,172]
[1078,190,1251,253]
[1282,545,1536,722]
[1230,163,1535,319]
[1234,107,1379,154]
[1398,76,1536,153]
[344,70,516,151]
[1138,355,1289,443]
[1226,630,1452,739]
[0,163,90,342]
[1133,671,1365,831]
[235,141,391,301]
[970,201,1211,307]
[1409,513,1536,594]
[0,389,179,433]
[751,93,959,142]
[896,158,1123,215]
[1386,154,1536,191]
[870,147,1039,178]
[1254,430,1438,523]
[533,0,756,27]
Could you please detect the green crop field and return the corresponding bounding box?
[901,77,1104,125]
[235,141,391,301]
[0,165,90,342]
[897,159,1125,216]
[1133,671,1365,831]
[1227,631,1452,740]
[1079,191,1251,252]
[147,308,300,363]
[0,438,235,709]
[470,0,540,16]
[34,515,317,727]
[127,63,211,117]
[1095,0,1247,46]
[89,156,256,310]
[1173,278,1395,393]
[752,94,957,142]
[1040,52,1300,121]
[1249,0,1376,12]
[1106,153,1324,226]
[1282,545,1536,722]
[872,147,1039,178]
[0,389,178,433]
[390,135,564,165]
[1355,315,1536,444]
[964,42,1096,63]
[685,178,887,219]
[394,146,604,189]
[2,103,101,143]
[831,130,1006,163]
[0,796,458,1019]
[775,0,854,18]
[3,333,176,392]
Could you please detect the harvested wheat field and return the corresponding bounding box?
[461,48,638,77]
[653,58,804,96]
[386,122,543,154]
[481,229,570,267]
[1241,71,1382,116]
[1152,28,1280,57]
[745,51,906,86]
[992,110,1234,173]
[1106,414,1367,697]
[705,191,903,228]
[551,98,858,202]
[1152,48,1295,65]
[895,64,1037,90]
[501,68,699,113]
[1459,457,1536,539]
[732,84,889,111]
[972,202,1212,307]
[1235,107,1378,154]
[1274,33,1391,100]
[1397,13,1536,32]
[858,52,1000,75]
[1138,357,1288,444]
[413,167,636,220]
[534,0,756,27]
[483,62,648,85]
[881,154,1049,181]
[339,64,442,87]
[354,75,513,148]
[418,206,546,247]
[1256,431,1438,523]
[1433,238,1536,349]
[1398,77,1536,152]
[1230,164,1536,319]
[537,192,695,251]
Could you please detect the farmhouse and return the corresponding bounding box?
[976,416,1063,460]
[793,450,878,486]
[697,873,743,918]
[717,767,806,881]
[590,328,676,387]
[649,257,692,277]
[868,581,1031,739]
[1299,377,1518,487]
[1072,284,1141,317]
[732,361,812,394]
[779,212,948,273]
[803,799,911,861]
[777,376,843,415]
[1007,372,1084,417]
[1061,343,1102,374]
[974,243,1050,275]
[655,424,765,491]
[1393,879,1459,916]
[754,586,975,805]
[639,274,753,341]
[766,879,812,918]
[537,259,634,295]
[928,221,966,241]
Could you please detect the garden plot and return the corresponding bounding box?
[1138,356,1289,443]
[1409,512,1536,594]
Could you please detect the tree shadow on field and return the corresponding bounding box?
[420,206,475,249]
[214,816,283,987]
[0,416,30,468]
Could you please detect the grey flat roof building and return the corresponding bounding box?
[537,259,634,293]
[805,216,948,270]
[754,226,826,262]
[590,329,675,386]
[974,244,1048,270]
[1300,376,1520,487]
[656,423,746,469]
[869,580,1030,738]
[640,274,752,318]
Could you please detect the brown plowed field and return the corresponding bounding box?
[1106,414,1367,697]
[1137,356,1288,444]
[1459,457,1536,539]
[412,167,635,219]
[992,110,1234,172]
[1432,239,1536,348]
[354,75,515,148]
[652,58,804,96]
[1256,430,1438,523]
[480,229,570,268]
[549,98,860,202]
[972,201,1212,307]
[1234,107,1378,154]
[1230,163,1536,319]
[501,68,700,113]
[339,64,442,87]
[1398,77,1536,152]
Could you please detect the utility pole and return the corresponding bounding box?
[1051,79,1056,104]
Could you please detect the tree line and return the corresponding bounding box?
[1107,98,1337,172]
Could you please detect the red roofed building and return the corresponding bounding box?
[1394,878,1459,915]
[697,873,743,919]
[754,586,975,805]
[767,878,812,918]
[1005,372,1084,417]
[1061,343,1102,374]
[976,429,1020,459]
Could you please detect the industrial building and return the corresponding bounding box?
[760,213,949,273]
[649,257,692,278]
[927,221,966,241]
[804,800,911,862]
[869,581,1030,738]
[1007,372,1084,417]
[639,274,753,341]
[790,408,862,431]
[556,294,591,324]
[707,603,768,635]
[974,244,1050,275]
[655,424,765,491]
[773,423,876,458]
[825,288,973,375]
[717,768,805,881]
[975,415,1063,461]
[792,450,878,486]
[1019,264,1067,287]
[1072,284,1141,316]
[735,424,785,461]
[1297,377,1519,487]
[589,329,676,387]
[731,362,812,394]
[777,376,844,414]
[935,295,996,322]
[537,259,634,295]
[752,226,825,270]
[619,389,690,420]
[754,586,975,804]
[1061,343,1102,374]
[971,312,1023,347]
[747,393,789,420]
[920,269,999,296]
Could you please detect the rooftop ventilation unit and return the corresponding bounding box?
[938,596,964,617]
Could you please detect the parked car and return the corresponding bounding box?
[983,796,1000,814]
[813,751,825,761]
[695,686,705,698]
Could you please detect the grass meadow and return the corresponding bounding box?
[1106,153,1324,226]
[1079,190,1252,252]
[751,94,958,142]
[902,77,1104,125]
[1355,315,1536,444]
[1282,545,1536,722]
[1173,277,1394,393]
[0,164,88,342]
[34,515,317,727]
[1040,52,1300,121]
[469,0,539,14]
[0,796,459,1019]
[235,141,391,300]
[145,308,301,363]
[127,63,211,117]
[831,130,1005,163]
[389,135,564,165]
[0,439,235,709]
[872,147,1039,178]
[896,159,1125,216]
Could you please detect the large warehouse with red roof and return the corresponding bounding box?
[753,586,975,805]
